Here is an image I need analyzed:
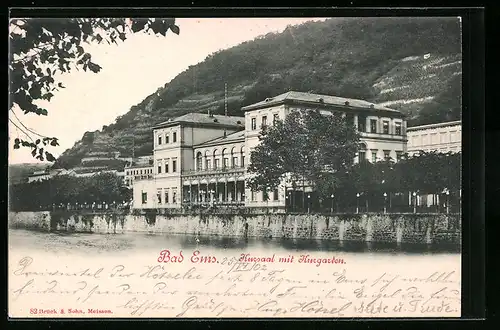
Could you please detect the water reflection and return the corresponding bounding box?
[9,229,460,254]
[175,234,460,254]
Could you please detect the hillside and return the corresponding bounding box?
[54,17,462,169]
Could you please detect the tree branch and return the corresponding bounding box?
[9,118,35,143]
[10,109,51,138]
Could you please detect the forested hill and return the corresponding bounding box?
[54,17,462,169]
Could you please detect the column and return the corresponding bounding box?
[224,181,228,202]
[354,115,358,130]
[234,179,237,203]
[197,182,200,203]
[189,184,192,203]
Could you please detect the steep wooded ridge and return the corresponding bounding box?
[54,17,462,169]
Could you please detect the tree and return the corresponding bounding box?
[9,18,179,161]
[441,151,461,191]
[247,109,360,199]
[9,171,130,211]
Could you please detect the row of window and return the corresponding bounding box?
[157,131,178,145]
[157,188,178,204]
[409,130,460,147]
[410,146,460,154]
[126,168,153,176]
[126,174,152,184]
[250,189,280,202]
[196,155,245,171]
[358,150,403,163]
[250,113,403,135]
[250,113,280,130]
[357,116,403,135]
[157,158,177,174]
[141,189,178,204]
[141,188,281,204]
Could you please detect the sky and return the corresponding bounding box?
[8,17,328,165]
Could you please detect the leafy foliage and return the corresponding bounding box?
[9,172,131,211]
[9,17,179,161]
[330,151,461,212]
[249,114,460,212]
[247,109,361,195]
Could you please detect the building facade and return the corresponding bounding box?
[124,165,153,188]
[406,120,461,208]
[124,156,154,188]
[27,169,77,183]
[132,91,407,210]
[406,120,461,155]
[27,170,53,183]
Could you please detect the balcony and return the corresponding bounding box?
[182,165,245,177]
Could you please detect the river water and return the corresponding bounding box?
[8,229,460,256]
[8,229,462,318]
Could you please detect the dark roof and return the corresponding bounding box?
[241,91,402,114]
[195,130,245,148]
[154,113,245,129]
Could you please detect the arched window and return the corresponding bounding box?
[222,148,228,169]
[196,152,203,171]
[240,146,245,167]
[204,150,211,170]
[231,147,237,168]
[213,149,220,170]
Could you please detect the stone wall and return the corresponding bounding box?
[8,211,461,245]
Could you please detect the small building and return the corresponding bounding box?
[27,170,52,183]
[27,168,76,183]
[124,164,154,188]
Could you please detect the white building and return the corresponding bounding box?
[406,120,461,208]
[132,91,407,211]
[407,120,461,155]
[124,164,154,188]
[27,170,52,183]
[27,168,75,183]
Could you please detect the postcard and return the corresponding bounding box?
[8,16,462,318]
